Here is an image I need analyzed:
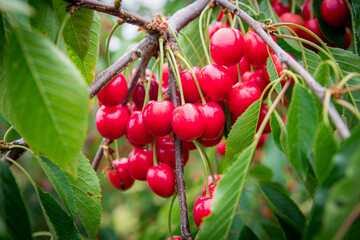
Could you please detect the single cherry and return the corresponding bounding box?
[166,236,182,240]
[242,69,269,92]
[216,142,226,156]
[197,102,225,140]
[226,81,262,117]
[301,18,325,49]
[126,111,152,145]
[280,13,305,36]
[301,0,312,21]
[202,174,222,196]
[108,158,134,190]
[96,105,129,140]
[198,64,233,101]
[171,103,205,142]
[143,100,175,136]
[97,73,128,107]
[272,0,290,16]
[162,63,169,89]
[257,104,271,134]
[210,28,245,66]
[180,67,202,103]
[146,163,175,198]
[127,148,153,181]
[209,21,227,39]
[131,70,158,110]
[321,0,350,27]
[244,30,276,67]
[156,135,189,169]
[193,196,213,229]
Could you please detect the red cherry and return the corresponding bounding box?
[202,174,222,194]
[344,27,352,49]
[126,111,152,145]
[279,13,305,36]
[202,183,217,197]
[216,142,226,156]
[143,100,175,136]
[301,0,312,21]
[131,71,158,110]
[108,158,134,190]
[193,196,212,228]
[240,57,251,75]
[146,163,175,198]
[166,236,182,240]
[198,64,233,101]
[198,131,223,147]
[180,67,202,103]
[257,104,271,134]
[226,81,262,117]
[97,73,128,107]
[223,64,239,84]
[210,28,245,66]
[242,69,269,92]
[301,18,325,49]
[244,30,275,67]
[197,102,225,140]
[127,148,153,181]
[171,103,205,142]
[162,63,169,89]
[182,140,197,151]
[96,105,129,140]
[209,21,227,39]
[321,0,350,27]
[156,135,189,169]
[272,0,290,16]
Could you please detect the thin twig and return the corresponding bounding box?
[91,138,113,170]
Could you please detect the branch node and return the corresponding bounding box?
[66,5,78,14]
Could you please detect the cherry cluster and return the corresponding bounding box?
[273,0,352,50]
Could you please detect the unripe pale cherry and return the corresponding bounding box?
[180,67,202,103]
[126,111,152,145]
[108,158,134,190]
[171,103,205,142]
[97,73,128,107]
[96,105,129,140]
[127,148,153,181]
[146,163,175,198]
[198,64,233,101]
[210,28,245,66]
[193,196,213,229]
[142,100,175,136]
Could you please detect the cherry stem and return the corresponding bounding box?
[3,126,14,145]
[196,140,216,183]
[205,7,213,47]
[335,99,360,120]
[56,13,70,47]
[152,136,157,166]
[291,0,296,14]
[337,73,360,89]
[114,139,120,160]
[8,145,34,156]
[323,90,332,128]
[252,0,260,14]
[340,84,360,95]
[226,12,234,27]
[168,193,178,240]
[4,156,37,189]
[199,6,212,65]
[179,32,204,66]
[106,22,120,68]
[166,49,186,105]
[158,38,165,102]
[166,20,188,63]
[193,140,211,197]
[231,1,258,16]
[142,59,159,110]
[176,54,206,104]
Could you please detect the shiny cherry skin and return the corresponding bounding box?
[301,18,325,48]
[197,102,225,140]
[171,103,205,142]
[242,69,269,92]
[143,100,175,136]
[97,73,128,107]
[301,0,312,21]
[180,67,202,103]
[96,105,129,140]
[126,111,152,145]
[127,148,153,181]
[279,13,304,36]
[210,28,245,66]
[216,142,226,156]
[198,64,233,101]
[198,130,223,147]
[166,236,182,240]
[108,158,134,190]
[146,163,175,198]
[272,0,290,16]
[321,0,350,27]
[244,30,275,67]
[202,174,222,196]
[226,81,262,117]
[209,21,227,39]
[131,73,158,110]
[193,196,213,229]
[162,63,169,89]
[257,104,271,134]
[156,135,189,169]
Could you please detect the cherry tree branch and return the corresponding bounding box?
[65,0,152,31]
[214,0,350,139]
[0,138,28,163]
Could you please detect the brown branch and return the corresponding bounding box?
[0,138,28,163]
[65,0,152,31]
[214,0,351,139]
[91,138,113,170]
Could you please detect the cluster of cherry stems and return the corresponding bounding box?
[95,0,352,237]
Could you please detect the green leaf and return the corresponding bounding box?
[2,28,89,176]
[313,0,345,47]
[52,0,93,60]
[266,57,282,95]
[37,156,77,220]
[67,12,100,85]
[28,0,59,42]
[225,99,261,164]
[351,0,360,54]
[197,144,256,240]
[260,183,305,233]
[37,186,81,240]
[239,226,259,240]
[270,112,287,153]
[276,215,301,240]
[249,164,273,182]
[304,48,322,75]
[66,154,102,240]
[0,0,34,16]
[314,123,338,184]
[286,84,318,179]
[0,161,32,240]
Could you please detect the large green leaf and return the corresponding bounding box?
[304,48,322,75]
[67,12,100,85]
[351,0,360,54]
[0,161,32,240]
[0,0,34,16]
[66,154,102,240]
[225,99,261,164]
[2,28,89,175]
[28,0,58,42]
[52,0,93,60]
[37,186,81,240]
[286,84,318,179]
[37,156,77,220]
[239,226,259,240]
[197,144,256,240]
